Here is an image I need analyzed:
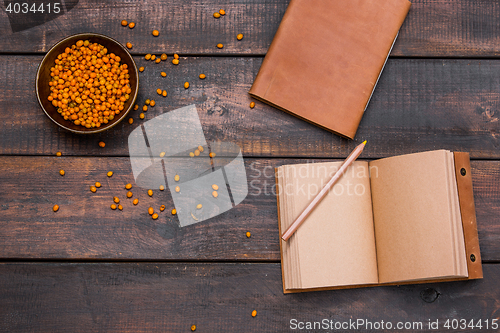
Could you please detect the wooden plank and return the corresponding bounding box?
[0,0,499,57]
[0,262,499,332]
[0,156,498,261]
[1,56,500,158]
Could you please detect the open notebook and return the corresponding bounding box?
[276,150,482,293]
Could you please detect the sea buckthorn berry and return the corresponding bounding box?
[90,186,97,193]
[56,152,62,157]
[194,149,200,156]
[155,58,161,63]
[126,42,132,49]
[99,141,105,148]
[145,54,151,60]
[121,20,128,26]
[189,152,195,157]
[139,67,144,72]
[145,99,150,105]
[140,113,145,119]
[148,189,153,197]
[212,191,218,198]
[118,204,123,211]
[152,30,159,37]
[142,105,148,111]
[199,74,206,79]
[174,175,180,181]
[95,182,101,188]
[161,72,167,77]
[175,186,180,193]
[107,171,113,177]
[246,232,251,238]
[159,185,164,191]
[151,55,156,61]
[198,146,204,152]
[125,183,132,190]
[150,100,155,107]
[250,102,255,108]
[59,169,65,176]
[174,54,179,59]
[53,204,59,212]
[251,310,257,317]
[133,198,139,205]
[129,118,134,124]
[196,204,202,209]
[212,184,219,190]
[184,82,190,89]
[162,90,167,97]
[171,208,177,215]
[219,9,226,15]
[213,12,220,18]
[113,197,120,204]
[152,213,158,220]
[128,22,135,29]
[160,205,165,212]
[160,152,166,157]
[127,191,133,198]
[209,152,216,158]
[148,207,154,215]
[161,53,167,61]
[157,88,162,95]
[217,43,223,49]
[237,33,243,40]
[134,104,139,110]
[172,59,179,65]
[111,204,117,210]
[191,325,196,331]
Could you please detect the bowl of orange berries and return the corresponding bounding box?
[36,33,139,134]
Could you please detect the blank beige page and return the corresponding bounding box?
[369,150,468,284]
[279,161,379,289]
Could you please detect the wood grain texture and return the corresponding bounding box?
[0,156,498,261]
[1,56,500,158]
[0,0,500,57]
[0,262,499,332]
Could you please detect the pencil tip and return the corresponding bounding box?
[362,140,367,145]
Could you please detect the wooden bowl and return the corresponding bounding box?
[36,33,139,134]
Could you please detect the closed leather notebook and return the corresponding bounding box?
[249,0,411,139]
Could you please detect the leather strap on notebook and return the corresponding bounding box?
[454,152,483,279]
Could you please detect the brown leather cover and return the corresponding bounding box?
[453,152,483,280]
[250,0,411,139]
[276,152,483,294]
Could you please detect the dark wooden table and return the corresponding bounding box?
[1,0,499,332]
